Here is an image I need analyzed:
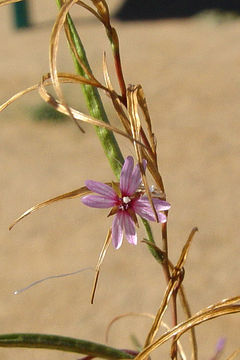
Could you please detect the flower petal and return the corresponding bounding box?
[81,195,116,208]
[138,197,171,211]
[152,198,171,211]
[112,212,124,249]
[133,197,170,222]
[123,212,137,245]
[128,159,147,195]
[120,156,134,195]
[85,180,116,199]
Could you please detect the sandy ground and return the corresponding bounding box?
[1,1,240,359]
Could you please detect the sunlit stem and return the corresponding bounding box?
[107,27,127,105]
[56,0,124,178]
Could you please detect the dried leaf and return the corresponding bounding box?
[144,228,198,350]
[105,313,186,360]
[137,86,156,156]
[39,76,145,146]
[90,0,110,26]
[0,0,21,6]
[77,0,102,23]
[144,266,183,348]
[91,229,112,304]
[136,298,240,360]
[102,52,113,91]
[127,85,158,222]
[9,181,118,230]
[105,312,155,343]
[225,348,240,360]
[175,227,198,270]
[9,186,91,230]
[50,0,86,132]
[0,85,38,112]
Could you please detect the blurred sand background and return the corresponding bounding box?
[1,1,240,359]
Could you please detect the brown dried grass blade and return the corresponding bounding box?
[42,71,108,90]
[136,298,240,360]
[225,348,240,360]
[177,279,198,360]
[142,150,165,196]
[50,0,86,132]
[91,228,112,304]
[50,0,78,100]
[105,313,186,360]
[90,0,110,26]
[63,17,97,81]
[0,85,38,112]
[176,227,198,270]
[144,266,184,348]
[0,72,103,113]
[9,186,91,231]
[144,228,198,349]
[39,77,145,146]
[127,85,158,222]
[137,86,156,158]
[151,254,197,360]
[0,0,21,6]
[105,312,155,343]
[77,0,102,22]
[102,53,132,134]
[128,86,165,195]
[102,52,113,91]
[111,93,132,133]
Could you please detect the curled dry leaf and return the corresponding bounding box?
[50,0,86,132]
[39,75,145,145]
[0,72,105,113]
[9,186,91,230]
[0,84,39,112]
[135,298,240,360]
[105,312,155,343]
[105,313,187,360]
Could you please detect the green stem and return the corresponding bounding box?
[0,333,133,359]
[56,1,156,251]
[56,0,124,178]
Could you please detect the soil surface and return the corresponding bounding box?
[0,2,240,359]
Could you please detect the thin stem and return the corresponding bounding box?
[107,27,127,105]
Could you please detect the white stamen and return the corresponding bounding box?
[123,196,131,204]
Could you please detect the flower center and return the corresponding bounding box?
[119,196,132,210]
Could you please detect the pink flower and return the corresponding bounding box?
[81,156,170,249]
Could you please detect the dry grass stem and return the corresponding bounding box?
[136,299,240,360]
[91,229,112,304]
[225,348,240,360]
[9,186,91,230]
[0,0,22,6]
[38,77,144,145]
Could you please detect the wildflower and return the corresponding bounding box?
[81,156,170,249]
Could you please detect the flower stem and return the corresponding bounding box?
[56,0,124,178]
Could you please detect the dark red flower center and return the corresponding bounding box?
[119,196,132,211]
